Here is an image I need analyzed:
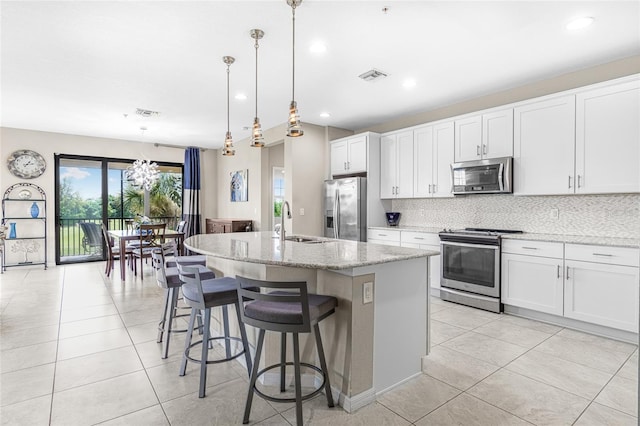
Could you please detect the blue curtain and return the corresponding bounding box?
[183,147,201,240]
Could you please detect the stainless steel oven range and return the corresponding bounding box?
[439,228,522,313]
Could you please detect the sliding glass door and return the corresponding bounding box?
[55,154,183,265]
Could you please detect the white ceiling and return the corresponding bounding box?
[1,1,639,149]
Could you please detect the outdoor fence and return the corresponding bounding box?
[59,216,180,258]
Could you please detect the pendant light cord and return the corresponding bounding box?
[226,64,230,133]
[255,37,259,117]
[291,4,296,101]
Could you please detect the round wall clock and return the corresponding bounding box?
[7,149,47,179]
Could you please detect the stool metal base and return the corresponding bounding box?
[252,361,327,404]
[183,335,246,365]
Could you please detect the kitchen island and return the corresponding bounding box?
[184,231,438,412]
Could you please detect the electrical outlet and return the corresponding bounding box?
[550,208,559,220]
[299,208,305,216]
[363,282,373,304]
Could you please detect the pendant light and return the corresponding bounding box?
[250,29,265,148]
[286,0,303,137]
[222,55,236,156]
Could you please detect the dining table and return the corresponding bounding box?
[107,229,185,281]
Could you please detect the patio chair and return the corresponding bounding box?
[79,222,103,255]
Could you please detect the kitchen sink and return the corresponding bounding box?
[285,235,319,243]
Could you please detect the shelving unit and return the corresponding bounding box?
[2,183,47,271]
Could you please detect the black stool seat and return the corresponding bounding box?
[245,291,337,325]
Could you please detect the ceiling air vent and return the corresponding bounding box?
[136,108,161,117]
[358,68,388,82]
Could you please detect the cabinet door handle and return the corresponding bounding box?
[378,234,387,237]
[347,161,351,170]
[414,237,424,240]
[593,253,613,257]
[557,265,561,279]
[344,161,347,170]
[476,145,481,156]
[483,144,487,155]
[522,246,538,250]
[566,266,570,279]
[428,184,432,193]
[391,186,395,195]
[568,175,572,189]
[577,175,582,188]
[433,184,437,193]
[395,186,399,195]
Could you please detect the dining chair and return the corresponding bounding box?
[101,223,132,277]
[132,223,166,279]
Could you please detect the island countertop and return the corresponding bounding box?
[184,231,437,270]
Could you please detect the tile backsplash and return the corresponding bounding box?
[392,194,640,238]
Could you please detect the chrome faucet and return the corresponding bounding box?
[280,201,292,242]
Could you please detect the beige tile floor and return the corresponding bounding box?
[0,263,637,425]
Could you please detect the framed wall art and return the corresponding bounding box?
[230,169,248,202]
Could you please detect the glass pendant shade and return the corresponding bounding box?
[251,117,265,147]
[287,100,303,137]
[126,159,160,191]
[223,131,235,156]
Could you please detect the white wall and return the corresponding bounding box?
[0,127,217,266]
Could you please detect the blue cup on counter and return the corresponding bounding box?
[385,212,401,227]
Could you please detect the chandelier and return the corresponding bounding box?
[127,159,159,191]
[286,0,303,137]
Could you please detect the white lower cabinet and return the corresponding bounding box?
[401,231,441,290]
[502,239,640,333]
[502,253,563,315]
[367,229,401,247]
[564,243,639,333]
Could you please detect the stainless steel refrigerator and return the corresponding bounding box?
[323,177,367,241]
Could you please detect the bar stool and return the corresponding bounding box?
[161,240,207,268]
[177,264,253,398]
[236,276,337,426]
[151,249,216,359]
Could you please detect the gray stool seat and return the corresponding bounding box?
[236,276,337,426]
[181,276,238,306]
[165,265,215,288]
[245,291,337,325]
[166,255,207,268]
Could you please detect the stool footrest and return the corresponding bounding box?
[253,362,327,404]
[184,336,246,365]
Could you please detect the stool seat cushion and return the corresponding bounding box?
[165,265,216,288]
[166,255,207,268]
[182,276,239,307]
[245,292,337,325]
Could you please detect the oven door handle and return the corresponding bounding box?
[440,241,500,250]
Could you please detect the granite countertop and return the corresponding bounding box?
[367,226,639,248]
[184,231,437,270]
[501,233,640,249]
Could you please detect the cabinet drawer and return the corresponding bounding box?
[502,239,563,258]
[401,231,440,246]
[565,244,639,267]
[367,229,400,242]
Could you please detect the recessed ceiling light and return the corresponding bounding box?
[310,42,327,54]
[235,93,247,100]
[403,79,416,89]
[320,112,331,118]
[566,16,594,30]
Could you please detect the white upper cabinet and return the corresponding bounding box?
[330,134,368,176]
[381,131,414,199]
[514,95,576,195]
[575,79,640,194]
[454,108,513,162]
[414,122,454,198]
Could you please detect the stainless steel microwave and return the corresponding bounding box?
[451,157,513,195]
